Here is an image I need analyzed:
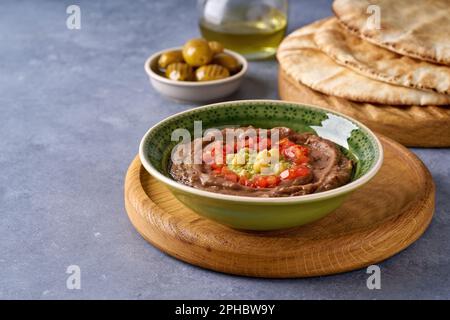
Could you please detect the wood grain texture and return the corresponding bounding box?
[124,136,435,278]
[278,68,450,147]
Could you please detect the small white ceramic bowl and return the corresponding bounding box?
[144,47,248,103]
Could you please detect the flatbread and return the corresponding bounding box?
[278,68,450,147]
[277,20,450,105]
[314,18,450,95]
[333,0,450,65]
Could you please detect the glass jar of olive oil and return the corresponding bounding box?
[198,0,288,60]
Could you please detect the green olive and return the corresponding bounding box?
[208,41,224,55]
[165,62,194,81]
[182,38,213,67]
[195,64,230,81]
[158,50,184,69]
[211,53,241,74]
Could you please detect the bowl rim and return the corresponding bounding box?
[144,47,248,86]
[139,99,384,204]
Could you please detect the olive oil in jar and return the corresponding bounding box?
[199,2,288,60]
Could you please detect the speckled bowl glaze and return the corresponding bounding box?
[145,47,248,102]
[139,100,383,230]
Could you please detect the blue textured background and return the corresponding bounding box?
[1,0,449,299]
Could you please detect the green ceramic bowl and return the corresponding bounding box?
[139,100,383,230]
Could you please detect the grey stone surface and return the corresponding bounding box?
[0,0,449,300]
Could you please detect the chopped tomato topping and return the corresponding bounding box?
[280,165,310,180]
[265,175,280,187]
[254,175,280,188]
[224,172,239,183]
[292,165,310,178]
[279,138,295,147]
[282,145,309,164]
[299,145,309,156]
[238,175,250,186]
[254,176,268,188]
[212,167,222,174]
[294,155,309,165]
[206,134,310,188]
[210,162,223,170]
[219,166,238,182]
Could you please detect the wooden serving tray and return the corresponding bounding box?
[278,68,450,147]
[124,136,435,278]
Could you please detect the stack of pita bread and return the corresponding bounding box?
[277,0,450,147]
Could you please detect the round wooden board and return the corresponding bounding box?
[278,68,450,147]
[124,136,435,278]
